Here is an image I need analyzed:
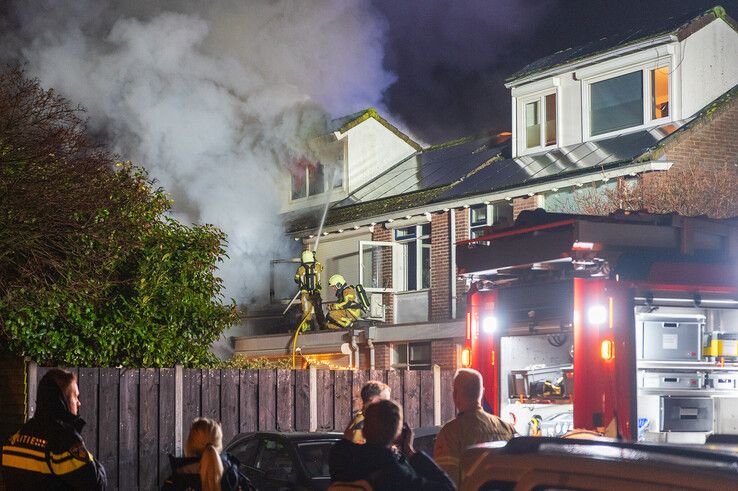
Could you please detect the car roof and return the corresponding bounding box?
[465,437,738,476]
[227,431,343,446]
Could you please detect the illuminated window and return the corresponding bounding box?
[290,159,341,200]
[651,66,669,119]
[524,93,557,149]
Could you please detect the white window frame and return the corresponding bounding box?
[358,240,401,293]
[289,139,347,203]
[394,224,431,292]
[469,203,513,239]
[519,89,558,155]
[390,342,432,370]
[583,60,672,142]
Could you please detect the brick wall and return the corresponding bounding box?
[373,343,392,370]
[661,96,738,169]
[372,225,395,324]
[454,208,469,318]
[430,212,451,321]
[512,195,545,219]
[432,339,461,369]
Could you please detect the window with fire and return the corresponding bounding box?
[290,157,343,200]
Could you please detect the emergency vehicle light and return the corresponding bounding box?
[461,348,471,367]
[588,305,608,325]
[482,316,498,334]
[600,340,615,360]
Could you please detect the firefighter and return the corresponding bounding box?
[1,368,107,489]
[326,274,362,329]
[294,249,326,331]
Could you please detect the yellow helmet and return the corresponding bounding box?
[301,250,315,263]
[328,274,346,287]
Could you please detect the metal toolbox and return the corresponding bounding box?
[660,396,714,432]
[641,371,703,390]
[640,318,703,361]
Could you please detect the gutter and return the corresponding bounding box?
[303,160,673,236]
[505,34,676,88]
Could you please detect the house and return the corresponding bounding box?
[234,5,738,371]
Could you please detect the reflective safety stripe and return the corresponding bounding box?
[49,453,90,475]
[2,453,52,474]
[2,444,47,459]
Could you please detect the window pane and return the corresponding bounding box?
[525,101,541,148]
[420,223,431,237]
[297,442,334,478]
[395,226,416,240]
[291,171,307,200]
[492,202,514,227]
[406,243,417,291]
[410,343,431,362]
[591,71,643,136]
[545,93,557,146]
[421,242,431,289]
[392,344,408,365]
[470,204,488,226]
[309,163,325,196]
[651,66,669,119]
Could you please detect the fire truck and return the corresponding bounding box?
[456,210,738,443]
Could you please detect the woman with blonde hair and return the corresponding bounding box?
[162,417,252,491]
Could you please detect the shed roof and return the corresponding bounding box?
[507,5,735,84]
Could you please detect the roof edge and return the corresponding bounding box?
[336,108,422,151]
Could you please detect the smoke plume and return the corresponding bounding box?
[2,0,395,306]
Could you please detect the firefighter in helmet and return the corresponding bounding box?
[294,250,326,331]
[326,274,362,329]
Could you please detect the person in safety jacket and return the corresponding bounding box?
[344,381,391,444]
[1,368,107,490]
[326,274,362,329]
[329,399,454,490]
[295,249,326,330]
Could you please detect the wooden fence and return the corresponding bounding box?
[27,365,456,490]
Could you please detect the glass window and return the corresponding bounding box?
[296,442,335,478]
[545,93,557,146]
[525,100,541,148]
[290,159,330,200]
[392,342,431,370]
[470,204,488,226]
[651,66,669,119]
[470,203,513,239]
[396,224,431,291]
[231,438,259,467]
[591,71,643,136]
[257,439,296,481]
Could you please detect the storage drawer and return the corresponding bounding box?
[641,372,703,390]
[641,319,702,361]
[707,373,738,390]
[660,396,713,432]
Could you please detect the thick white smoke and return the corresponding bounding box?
[4,0,395,309]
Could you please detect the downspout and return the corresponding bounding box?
[350,331,360,369]
[367,338,375,370]
[450,210,457,319]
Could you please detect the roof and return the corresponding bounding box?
[286,82,738,235]
[507,5,736,84]
[330,108,422,151]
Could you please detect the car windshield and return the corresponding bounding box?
[296,441,336,478]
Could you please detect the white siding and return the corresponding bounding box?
[680,18,738,118]
[344,117,417,191]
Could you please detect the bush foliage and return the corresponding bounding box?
[0,68,237,367]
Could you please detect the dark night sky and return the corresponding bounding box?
[373,0,738,144]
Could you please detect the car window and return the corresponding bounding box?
[257,438,295,481]
[231,438,259,466]
[296,441,336,478]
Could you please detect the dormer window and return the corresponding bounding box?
[290,159,325,200]
[524,92,557,150]
[587,65,670,138]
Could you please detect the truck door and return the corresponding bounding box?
[573,277,637,439]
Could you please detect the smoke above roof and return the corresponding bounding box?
[2,0,395,304]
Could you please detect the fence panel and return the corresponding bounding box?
[441,369,455,424]
[402,370,420,429]
[98,368,120,490]
[258,369,277,431]
[316,370,334,431]
[119,369,139,490]
[239,369,258,432]
[139,369,158,490]
[183,369,202,429]
[202,369,220,421]
[158,368,176,487]
[276,370,295,432]
[294,369,310,431]
[419,369,434,427]
[220,369,239,444]
[78,368,99,457]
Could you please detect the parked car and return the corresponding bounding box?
[459,436,738,490]
[226,431,342,491]
[412,425,441,455]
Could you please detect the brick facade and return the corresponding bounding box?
[432,338,461,369]
[454,208,470,317]
[661,96,738,169]
[512,195,545,219]
[430,212,451,321]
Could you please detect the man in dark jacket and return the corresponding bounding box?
[329,399,455,490]
[1,368,107,490]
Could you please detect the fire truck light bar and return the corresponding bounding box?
[634,297,738,306]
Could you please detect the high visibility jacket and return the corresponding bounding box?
[1,378,106,490]
[295,261,323,293]
[333,285,361,314]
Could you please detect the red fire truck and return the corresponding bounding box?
[456,210,738,442]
